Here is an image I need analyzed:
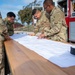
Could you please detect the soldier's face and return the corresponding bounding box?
[7,17,15,23]
[44,4,51,13]
[34,11,41,19]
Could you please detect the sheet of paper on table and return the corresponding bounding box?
[10,33,75,67]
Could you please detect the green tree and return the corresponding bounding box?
[18,0,42,25]
[18,8,32,25]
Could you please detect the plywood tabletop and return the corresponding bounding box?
[4,40,74,75]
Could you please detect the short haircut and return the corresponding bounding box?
[43,0,54,5]
[32,8,41,15]
[7,12,16,18]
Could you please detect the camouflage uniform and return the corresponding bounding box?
[4,18,14,36]
[34,11,50,35]
[0,17,8,75]
[44,7,68,42]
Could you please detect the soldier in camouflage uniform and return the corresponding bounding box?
[0,12,11,75]
[4,12,16,36]
[39,0,67,42]
[32,9,50,36]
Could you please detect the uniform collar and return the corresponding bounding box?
[50,7,56,16]
[39,11,44,19]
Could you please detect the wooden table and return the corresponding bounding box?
[4,40,75,75]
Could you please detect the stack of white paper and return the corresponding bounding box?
[11,33,75,67]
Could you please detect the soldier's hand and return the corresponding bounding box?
[38,34,46,39]
[28,33,35,36]
[4,35,12,40]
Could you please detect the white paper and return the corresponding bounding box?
[11,33,75,67]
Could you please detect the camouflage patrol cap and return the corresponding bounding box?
[0,12,2,18]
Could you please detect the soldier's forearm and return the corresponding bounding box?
[44,25,61,37]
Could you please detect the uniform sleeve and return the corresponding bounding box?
[0,19,8,36]
[44,12,63,37]
[2,25,8,35]
[34,25,40,34]
[34,11,50,34]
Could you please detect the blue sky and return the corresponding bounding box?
[0,0,58,21]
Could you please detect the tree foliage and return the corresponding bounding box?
[18,7,32,24]
[18,0,42,24]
